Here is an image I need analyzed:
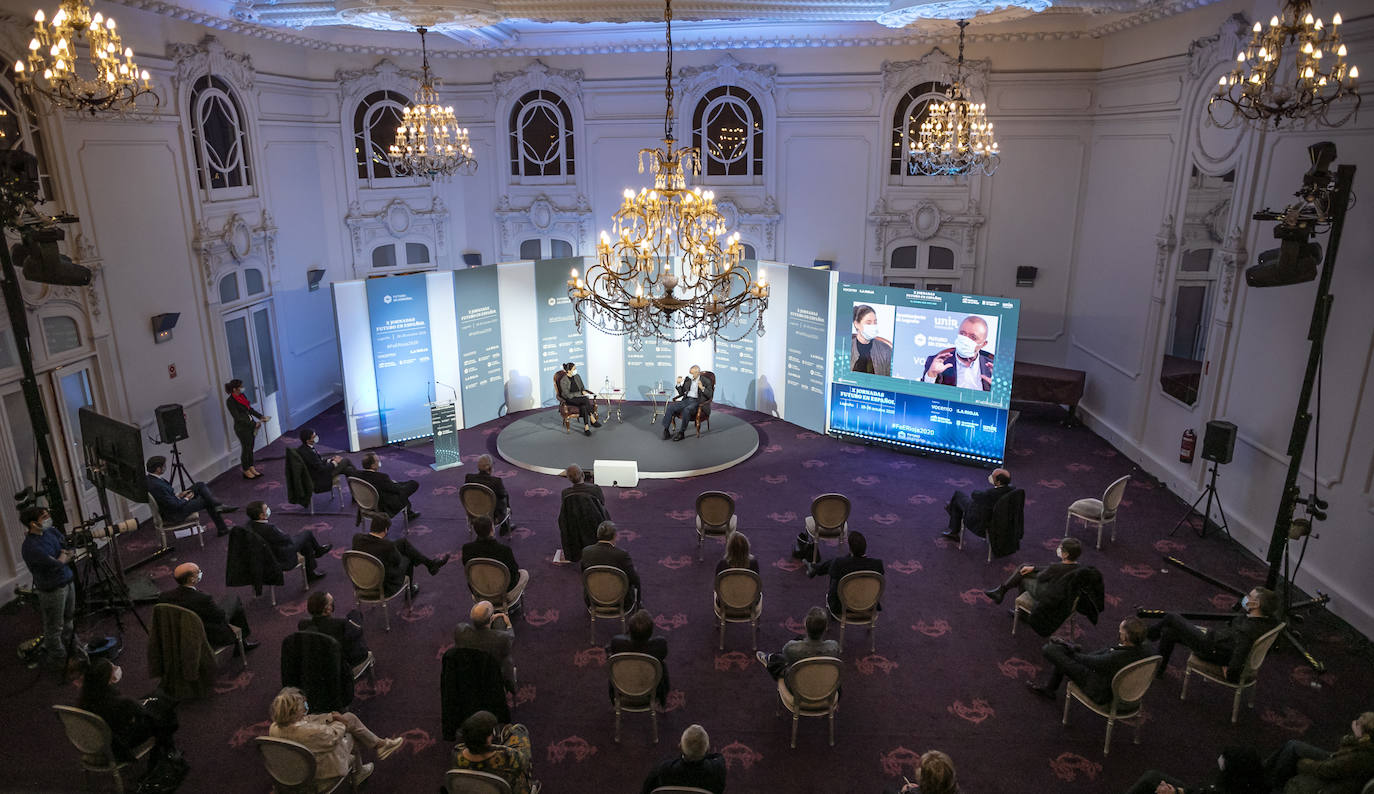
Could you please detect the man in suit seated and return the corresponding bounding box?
[807,531,885,615]
[464,454,512,531]
[640,724,726,794]
[246,501,330,583]
[1027,617,1152,701]
[353,452,421,522]
[158,562,257,651]
[941,467,1014,542]
[662,364,713,442]
[461,516,529,607]
[756,606,840,680]
[580,520,641,611]
[561,464,605,505]
[298,591,369,674]
[555,465,609,565]
[145,456,237,537]
[453,600,516,692]
[297,427,356,492]
[983,537,1082,605]
[608,608,670,704]
[923,314,995,391]
[1147,586,1279,681]
[351,516,450,598]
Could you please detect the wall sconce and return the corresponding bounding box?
[1015,266,1038,288]
[151,313,180,344]
[461,252,483,268]
[306,268,326,292]
[812,259,834,270]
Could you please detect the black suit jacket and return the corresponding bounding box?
[608,633,670,701]
[298,444,337,492]
[673,375,713,403]
[353,469,412,516]
[464,472,510,516]
[158,585,236,647]
[640,753,727,794]
[963,483,1015,533]
[1060,642,1152,704]
[561,481,606,506]
[815,554,885,614]
[297,612,368,667]
[581,542,641,606]
[225,395,263,431]
[146,475,191,519]
[1210,615,1279,681]
[924,348,995,390]
[461,537,522,592]
[351,532,408,596]
[248,519,297,570]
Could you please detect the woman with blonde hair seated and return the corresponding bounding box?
[452,710,540,794]
[900,750,957,794]
[267,687,404,787]
[715,530,759,574]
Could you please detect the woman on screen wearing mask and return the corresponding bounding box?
[850,304,893,377]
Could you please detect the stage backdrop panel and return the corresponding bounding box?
[782,265,834,433]
[454,265,505,425]
[712,263,761,410]
[367,273,438,443]
[535,257,588,404]
[625,336,675,398]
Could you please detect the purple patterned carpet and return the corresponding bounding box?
[4,403,1370,793]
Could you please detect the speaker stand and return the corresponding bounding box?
[1170,459,1230,539]
[165,440,193,492]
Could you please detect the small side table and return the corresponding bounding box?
[647,389,669,423]
[597,389,625,422]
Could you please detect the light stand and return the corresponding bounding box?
[1169,458,1230,539]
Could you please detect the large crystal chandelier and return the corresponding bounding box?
[12,0,155,116]
[387,27,476,180]
[908,19,1000,178]
[569,0,768,349]
[1209,0,1360,128]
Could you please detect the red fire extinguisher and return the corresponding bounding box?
[1180,428,1196,463]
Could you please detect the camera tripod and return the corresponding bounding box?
[160,439,194,492]
[1170,458,1230,539]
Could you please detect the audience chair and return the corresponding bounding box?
[464,557,525,616]
[444,769,513,794]
[668,370,716,438]
[713,569,763,651]
[146,497,204,550]
[346,476,405,531]
[52,705,156,794]
[285,446,344,515]
[256,735,355,794]
[582,565,632,644]
[650,789,716,794]
[1062,654,1163,755]
[281,630,356,713]
[805,493,850,561]
[776,656,843,749]
[959,488,1025,562]
[266,552,311,608]
[1181,622,1286,724]
[459,482,510,536]
[694,491,737,560]
[608,651,664,744]
[832,570,884,653]
[151,601,246,671]
[341,549,411,632]
[1066,475,1131,550]
[1012,592,1080,638]
[440,647,512,742]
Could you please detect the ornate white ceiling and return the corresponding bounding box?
[107,0,1227,55]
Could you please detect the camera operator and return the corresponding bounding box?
[19,505,76,679]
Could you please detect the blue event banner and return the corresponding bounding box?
[535,257,586,400]
[454,265,505,425]
[366,273,435,443]
[828,383,1009,463]
[624,336,675,399]
[783,266,831,432]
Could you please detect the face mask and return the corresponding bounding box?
[111,665,123,685]
[857,323,878,342]
[954,334,980,359]
[40,518,53,530]
[1056,547,1066,559]
[1218,755,1226,771]
[263,508,271,520]
[1241,595,1251,611]
[569,370,576,378]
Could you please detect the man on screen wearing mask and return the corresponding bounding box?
[923,315,995,391]
[850,304,893,377]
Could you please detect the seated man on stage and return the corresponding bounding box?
[1026,617,1152,701]
[558,362,601,437]
[1147,586,1278,681]
[145,456,237,537]
[297,427,357,492]
[351,516,450,598]
[465,454,512,529]
[353,452,421,522]
[159,562,257,651]
[246,501,330,583]
[662,365,712,442]
[982,537,1082,605]
[941,468,1014,541]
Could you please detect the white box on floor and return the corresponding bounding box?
[594,459,639,488]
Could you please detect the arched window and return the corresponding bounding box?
[189,75,252,194]
[885,243,957,291]
[41,316,82,356]
[509,90,575,179]
[1,67,55,201]
[370,242,432,269]
[692,86,763,178]
[353,90,409,182]
[218,266,270,307]
[891,82,951,177]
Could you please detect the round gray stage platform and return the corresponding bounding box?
[496,404,759,479]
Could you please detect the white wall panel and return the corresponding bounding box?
[778,133,872,280]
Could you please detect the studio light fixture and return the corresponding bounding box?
[13,0,156,116]
[387,27,476,180]
[907,19,1000,178]
[1210,0,1360,129]
[569,0,768,349]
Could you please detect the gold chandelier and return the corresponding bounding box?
[908,19,1000,177]
[1210,0,1360,128]
[387,27,476,180]
[569,0,767,349]
[13,0,155,116]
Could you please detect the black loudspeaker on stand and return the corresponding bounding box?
[152,403,193,492]
[1171,420,1236,538]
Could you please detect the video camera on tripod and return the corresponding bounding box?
[64,515,138,548]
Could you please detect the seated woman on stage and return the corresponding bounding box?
[558,362,601,437]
